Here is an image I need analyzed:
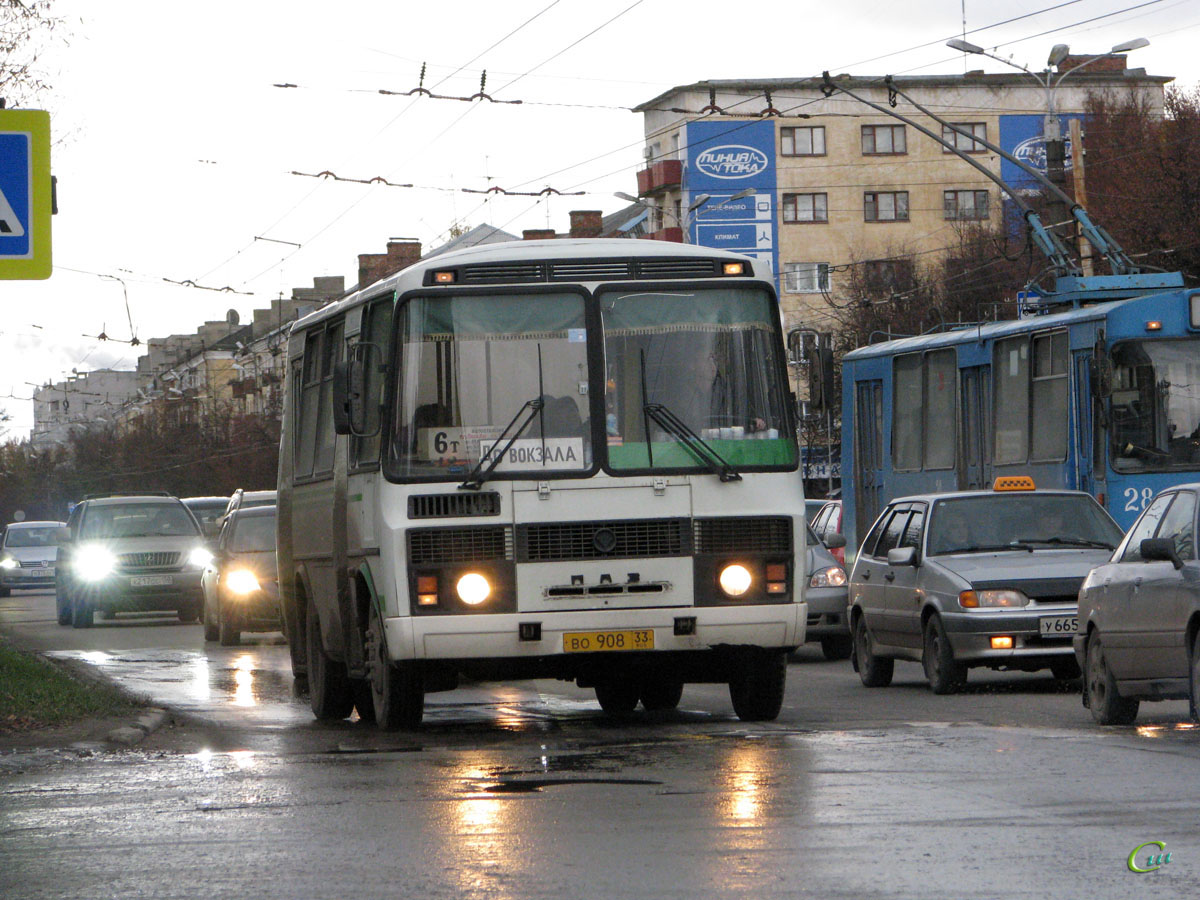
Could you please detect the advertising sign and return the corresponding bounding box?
[685,120,778,286]
[0,109,52,280]
[998,113,1084,190]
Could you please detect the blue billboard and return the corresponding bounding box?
[685,120,778,288]
[998,113,1085,189]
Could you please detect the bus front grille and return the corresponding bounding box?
[408,526,513,565]
[516,518,690,562]
[694,517,792,554]
[408,492,501,519]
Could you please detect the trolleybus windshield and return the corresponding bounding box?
[1109,337,1200,472]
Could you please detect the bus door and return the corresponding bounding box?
[958,366,991,490]
[854,379,884,545]
[1073,352,1097,497]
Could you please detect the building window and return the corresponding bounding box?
[781,126,826,156]
[944,189,989,220]
[864,191,909,222]
[861,124,906,155]
[783,262,831,294]
[942,122,987,153]
[782,193,828,223]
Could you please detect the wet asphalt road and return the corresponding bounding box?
[2,588,1199,899]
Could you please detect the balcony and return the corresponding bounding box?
[636,160,682,196]
[640,227,684,243]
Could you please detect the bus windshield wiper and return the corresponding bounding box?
[1019,536,1116,550]
[458,397,545,491]
[643,402,742,482]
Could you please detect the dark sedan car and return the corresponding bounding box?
[1075,483,1200,725]
[201,505,280,646]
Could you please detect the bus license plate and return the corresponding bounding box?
[131,575,174,587]
[1039,616,1077,637]
[563,629,654,653]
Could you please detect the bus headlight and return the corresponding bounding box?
[719,564,752,597]
[457,573,491,606]
[188,547,214,568]
[225,569,261,595]
[77,546,116,581]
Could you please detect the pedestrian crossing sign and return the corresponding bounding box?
[0,109,52,280]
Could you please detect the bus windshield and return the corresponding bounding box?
[387,291,592,479]
[599,286,795,472]
[1109,338,1200,472]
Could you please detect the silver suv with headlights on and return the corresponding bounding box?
[0,521,65,595]
[55,494,212,628]
[848,479,1124,693]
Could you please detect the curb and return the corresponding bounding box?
[106,707,169,746]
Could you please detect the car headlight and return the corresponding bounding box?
[809,565,847,588]
[718,563,753,597]
[76,546,116,581]
[456,573,491,605]
[959,589,1029,609]
[0,557,17,570]
[224,569,261,595]
[188,547,214,568]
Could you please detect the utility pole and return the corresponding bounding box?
[1069,118,1094,276]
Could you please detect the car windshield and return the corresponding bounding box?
[599,286,795,473]
[386,291,591,480]
[186,503,226,530]
[927,493,1123,556]
[1109,337,1200,472]
[4,526,59,548]
[230,514,275,552]
[81,503,199,539]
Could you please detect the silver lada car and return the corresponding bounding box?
[848,480,1123,693]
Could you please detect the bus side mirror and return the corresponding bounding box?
[1140,537,1184,570]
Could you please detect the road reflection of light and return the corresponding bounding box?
[1137,725,1165,738]
[190,655,210,703]
[231,655,256,707]
[78,651,112,665]
[192,748,215,768]
[1174,722,1197,731]
[443,758,518,896]
[723,743,767,827]
[229,750,257,770]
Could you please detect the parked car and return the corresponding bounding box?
[810,500,844,565]
[802,524,851,659]
[0,520,65,596]
[848,480,1123,693]
[55,493,212,628]
[182,496,230,540]
[1076,483,1200,725]
[201,505,280,646]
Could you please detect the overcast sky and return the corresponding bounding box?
[2,0,1197,437]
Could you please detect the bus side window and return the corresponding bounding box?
[352,298,393,468]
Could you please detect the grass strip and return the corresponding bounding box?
[0,639,139,731]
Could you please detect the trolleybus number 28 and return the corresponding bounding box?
[1124,487,1155,513]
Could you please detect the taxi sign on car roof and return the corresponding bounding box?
[993,476,1036,491]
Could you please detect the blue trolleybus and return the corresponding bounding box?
[840,286,1200,555]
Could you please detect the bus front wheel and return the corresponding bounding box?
[729,651,787,721]
[365,603,423,730]
[306,601,355,720]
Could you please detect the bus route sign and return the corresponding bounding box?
[0,109,52,280]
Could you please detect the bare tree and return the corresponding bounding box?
[0,0,62,107]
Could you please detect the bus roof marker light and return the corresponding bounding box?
[722,262,744,276]
[993,476,1036,491]
[1145,320,1162,331]
[434,271,456,284]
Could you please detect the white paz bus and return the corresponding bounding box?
[277,238,807,728]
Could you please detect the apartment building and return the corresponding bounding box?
[632,62,1170,332]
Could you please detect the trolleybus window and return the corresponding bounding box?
[598,287,795,472]
[386,291,591,479]
[1110,338,1200,471]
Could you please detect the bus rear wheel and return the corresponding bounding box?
[729,651,787,721]
[365,603,423,729]
[639,677,683,711]
[594,679,639,716]
[306,601,355,720]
